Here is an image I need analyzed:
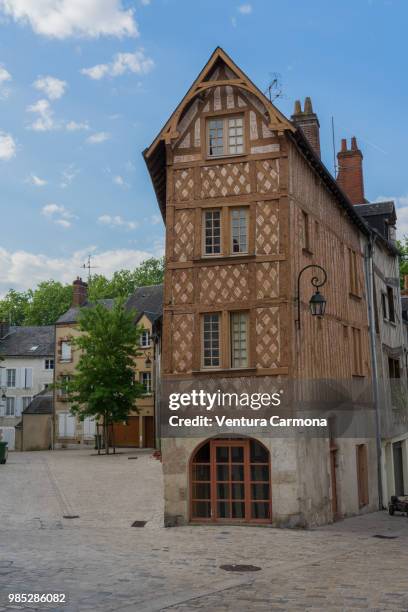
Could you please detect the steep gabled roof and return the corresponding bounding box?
[0,325,54,357]
[143,47,294,217]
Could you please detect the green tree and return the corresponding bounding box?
[62,299,145,454]
[131,257,164,287]
[398,237,408,286]
[0,289,29,325]
[24,281,73,326]
[88,258,164,301]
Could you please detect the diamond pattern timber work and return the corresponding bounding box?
[173,210,194,262]
[172,314,194,373]
[256,262,279,299]
[256,307,280,368]
[171,269,194,304]
[256,201,279,255]
[200,163,251,199]
[174,168,194,202]
[199,265,249,304]
[256,159,279,194]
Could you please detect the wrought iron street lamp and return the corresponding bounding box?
[296,264,328,329]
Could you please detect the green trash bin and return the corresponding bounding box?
[0,441,8,464]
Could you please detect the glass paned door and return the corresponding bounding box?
[191,439,271,523]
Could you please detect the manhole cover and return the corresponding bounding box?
[373,534,397,540]
[131,520,147,527]
[220,564,261,572]
[63,515,80,519]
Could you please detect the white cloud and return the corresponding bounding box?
[33,75,67,100]
[60,163,79,188]
[0,131,16,160]
[42,203,75,228]
[27,173,47,186]
[98,214,138,230]
[0,0,138,39]
[113,174,127,187]
[26,98,56,131]
[0,245,162,295]
[238,3,252,14]
[81,49,154,80]
[0,64,11,99]
[86,131,110,144]
[141,0,150,5]
[66,120,90,131]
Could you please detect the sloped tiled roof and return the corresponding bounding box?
[56,298,115,324]
[23,389,53,415]
[0,325,54,357]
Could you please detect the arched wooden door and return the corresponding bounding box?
[190,438,271,523]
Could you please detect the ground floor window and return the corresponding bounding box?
[190,438,271,523]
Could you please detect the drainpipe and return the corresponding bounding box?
[364,234,383,509]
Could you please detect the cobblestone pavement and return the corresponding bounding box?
[1,450,408,612]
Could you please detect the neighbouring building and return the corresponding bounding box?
[144,47,378,527]
[15,389,53,452]
[53,278,162,449]
[0,323,55,450]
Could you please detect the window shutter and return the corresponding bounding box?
[16,368,23,389]
[58,413,66,437]
[15,397,23,417]
[0,367,5,387]
[66,414,75,437]
[24,368,33,389]
[83,417,96,438]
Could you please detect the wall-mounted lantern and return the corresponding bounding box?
[296,264,328,329]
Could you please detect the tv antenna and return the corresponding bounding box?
[81,255,99,282]
[264,72,283,103]
[331,116,338,178]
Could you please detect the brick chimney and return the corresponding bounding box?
[291,97,321,158]
[0,321,10,339]
[336,137,365,205]
[72,277,88,307]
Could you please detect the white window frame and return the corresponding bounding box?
[60,341,72,362]
[230,207,249,254]
[5,396,15,417]
[202,313,221,368]
[58,412,76,438]
[6,368,16,388]
[207,115,245,158]
[83,417,96,439]
[203,209,222,256]
[140,330,151,348]
[230,311,249,368]
[140,371,152,394]
[44,358,54,370]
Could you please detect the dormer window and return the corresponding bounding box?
[207,115,244,158]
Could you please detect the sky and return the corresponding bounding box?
[0,0,407,296]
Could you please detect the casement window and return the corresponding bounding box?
[207,115,244,158]
[203,209,221,256]
[140,330,151,348]
[22,368,32,389]
[230,208,248,254]
[356,444,369,508]
[348,248,359,295]
[5,397,15,416]
[45,358,54,370]
[301,211,310,252]
[387,286,395,323]
[140,372,152,394]
[58,412,76,437]
[230,312,249,368]
[6,368,16,388]
[351,327,363,376]
[83,417,96,439]
[60,341,72,362]
[202,313,220,368]
[22,396,32,410]
[381,292,388,319]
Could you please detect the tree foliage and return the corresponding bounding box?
[0,257,164,326]
[62,299,145,454]
[397,237,408,286]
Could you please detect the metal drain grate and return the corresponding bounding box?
[373,534,397,539]
[63,515,80,519]
[131,520,147,527]
[220,564,261,572]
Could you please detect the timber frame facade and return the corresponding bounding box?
[145,48,378,527]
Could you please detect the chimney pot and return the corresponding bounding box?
[304,96,313,113]
[294,99,302,114]
[351,136,358,151]
[341,138,348,152]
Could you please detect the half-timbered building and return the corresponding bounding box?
[144,48,378,526]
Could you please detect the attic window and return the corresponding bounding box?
[207,115,244,158]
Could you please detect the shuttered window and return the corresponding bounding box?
[58,412,76,437]
[5,397,15,416]
[6,369,16,388]
[83,417,96,439]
